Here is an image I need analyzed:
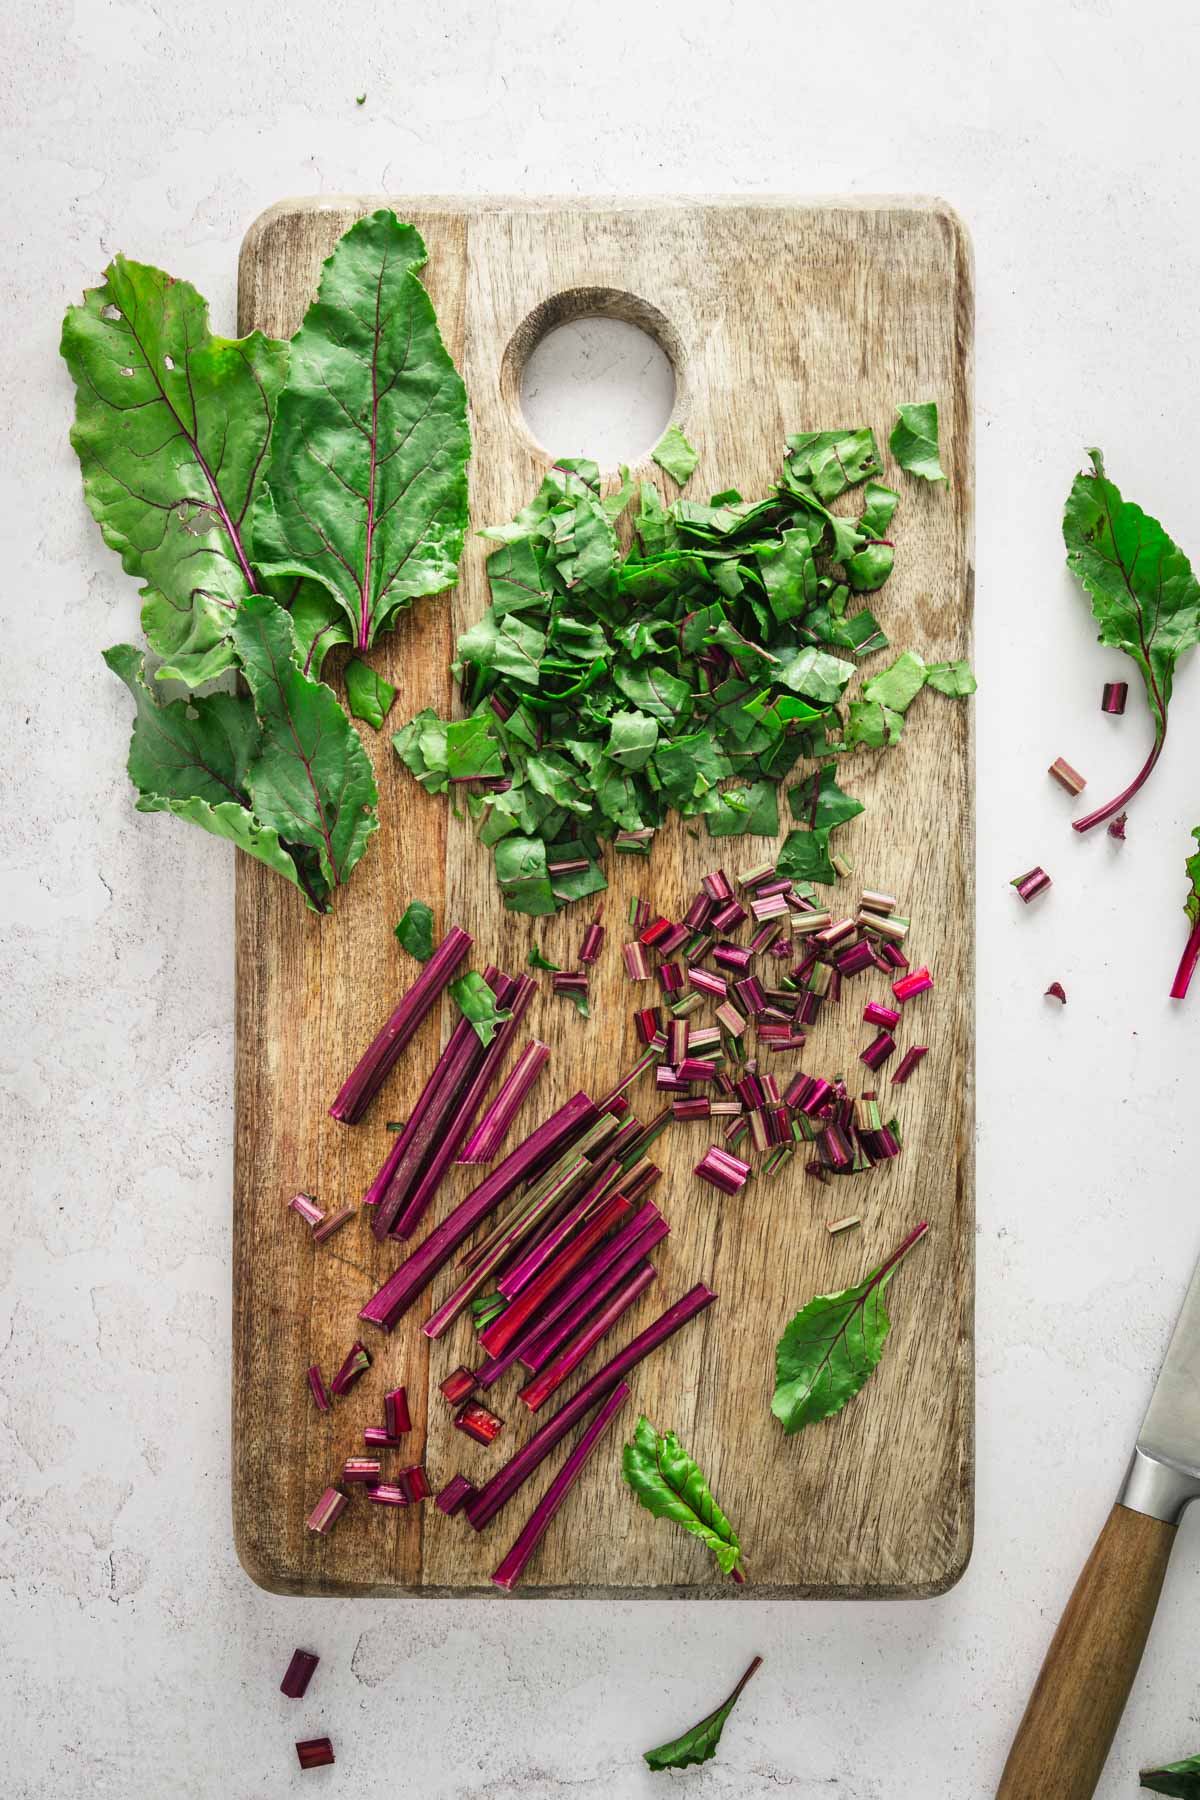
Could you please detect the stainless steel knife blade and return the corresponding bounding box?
[1120,1250,1200,1522]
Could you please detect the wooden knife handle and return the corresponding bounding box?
[996,1503,1176,1800]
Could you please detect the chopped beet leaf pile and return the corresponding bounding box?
[395,423,973,916]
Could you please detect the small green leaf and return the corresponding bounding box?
[787,764,865,835]
[644,1657,763,1774]
[651,423,700,487]
[1141,1754,1200,1796]
[706,780,779,838]
[344,658,396,729]
[772,1224,928,1434]
[622,1416,745,1578]
[784,428,882,500]
[890,402,947,484]
[606,709,659,770]
[863,649,927,713]
[494,835,557,916]
[446,715,503,780]
[449,972,513,1046]
[777,826,835,885]
[844,699,905,749]
[527,944,560,972]
[395,900,434,962]
[925,658,977,696]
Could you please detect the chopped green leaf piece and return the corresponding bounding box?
[527,944,560,972]
[446,715,503,780]
[644,1657,762,1774]
[622,1415,745,1578]
[1141,1753,1200,1796]
[651,423,700,487]
[449,972,513,1046]
[784,428,883,500]
[772,1223,929,1434]
[706,779,779,838]
[863,649,927,713]
[777,827,835,885]
[787,763,865,834]
[494,835,557,916]
[344,658,396,729]
[925,658,977,696]
[890,402,947,484]
[844,699,905,749]
[395,900,434,962]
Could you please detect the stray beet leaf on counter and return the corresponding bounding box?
[1170,830,1200,1001]
[772,1222,929,1434]
[527,944,560,972]
[63,210,471,906]
[651,422,700,487]
[394,434,973,914]
[644,1656,763,1773]
[1063,450,1200,832]
[395,900,435,963]
[622,1415,745,1579]
[890,402,948,484]
[1141,1754,1200,1797]
[344,658,396,730]
[450,972,514,1046]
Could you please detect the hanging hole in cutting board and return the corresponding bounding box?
[504,287,684,473]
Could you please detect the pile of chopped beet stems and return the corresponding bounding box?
[306,867,932,1589]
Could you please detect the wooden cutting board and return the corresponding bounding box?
[233,196,974,1598]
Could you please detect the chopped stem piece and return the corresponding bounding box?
[288,1192,324,1227]
[455,1400,504,1445]
[1048,756,1087,795]
[280,1649,319,1699]
[330,1341,371,1396]
[312,1204,357,1244]
[296,1737,335,1770]
[329,926,472,1123]
[491,1383,632,1592]
[307,1365,331,1414]
[891,1044,930,1084]
[305,1487,348,1535]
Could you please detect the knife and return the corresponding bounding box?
[997,1251,1200,1798]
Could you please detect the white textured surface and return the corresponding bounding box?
[3,0,1200,1793]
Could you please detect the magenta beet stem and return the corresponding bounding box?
[458,1040,550,1165]
[280,1648,319,1699]
[490,1383,632,1591]
[465,1285,717,1531]
[307,1365,331,1413]
[435,1472,475,1515]
[329,926,472,1123]
[358,1093,598,1332]
[1071,733,1164,833]
[519,1265,658,1414]
[296,1737,335,1770]
[1011,867,1052,904]
[891,1045,930,1084]
[1102,680,1129,715]
[1171,915,1200,1001]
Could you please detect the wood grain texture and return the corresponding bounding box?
[233,196,974,1597]
[996,1504,1177,1800]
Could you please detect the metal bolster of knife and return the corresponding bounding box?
[1119,1446,1200,1524]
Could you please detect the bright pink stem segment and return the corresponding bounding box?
[307,1365,330,1414]
[458,1039,550,1164]
[330,1341,371,1396]
[296,1737,335,1770]
[1011,867,1052,904]
[465,1284,717,1531]
[479,1195,632,1357]
[863,1001,901,1029]
[519,1264,656,1412]
[358,1093,598,1332]
[695,1146,751,1195]
[455,1400,504,1445]
[329,926,472,1124]
[1102,681,1128,714]
[891,1045,930,1084]
[1048,756,1087,795]
[305,1487,348,1535]
[490,1382,631,1592]
[435,1473,475,1516]
[281,1648,320,1698]
[1072,735,1163,833]
[1171,916,1200,1001]
[385,1387,411,1437]
[891,966,934,1003]
[312,1204,357,1244]
[288,1192,324,1227]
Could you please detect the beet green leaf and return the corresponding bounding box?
[643,1657,762,1774]
[61,257,287,688]
[622,1415,745,1579]
[1064,449,1200,831]
[890,402,947,484]
[1141,1754,1200,1796]
[254,210,470,651]
[772,1223,929,1434]
[394,900,434,962]
[344,657,396,729]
